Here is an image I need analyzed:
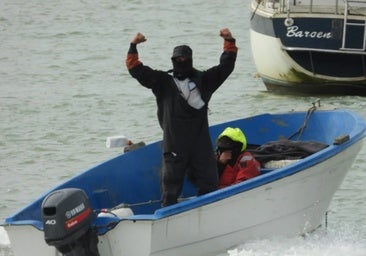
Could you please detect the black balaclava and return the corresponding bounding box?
[171,45,194,80]
[217,136,243,167]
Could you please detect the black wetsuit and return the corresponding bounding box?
[127,41,237,206]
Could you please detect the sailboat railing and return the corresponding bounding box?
[256,0,366,15]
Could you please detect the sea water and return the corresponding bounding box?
[1,0,366,255]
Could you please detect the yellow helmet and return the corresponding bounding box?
[216,127,247,152]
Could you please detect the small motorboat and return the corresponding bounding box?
[2,105,366,256]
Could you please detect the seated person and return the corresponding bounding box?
[216,127,261,189]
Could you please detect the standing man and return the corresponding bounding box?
[126,28,238,206]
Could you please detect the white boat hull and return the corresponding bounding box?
[250,29,300,83]
[5,141,362,256]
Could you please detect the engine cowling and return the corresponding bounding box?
[41,188,99,256]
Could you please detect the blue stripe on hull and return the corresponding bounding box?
[251,13,366,50]
[287,51,366,78]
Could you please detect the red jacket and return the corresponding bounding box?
[219,151,261,189]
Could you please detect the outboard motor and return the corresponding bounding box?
[41,188,100,256]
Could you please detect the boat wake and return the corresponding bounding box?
[225,224,366,256]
